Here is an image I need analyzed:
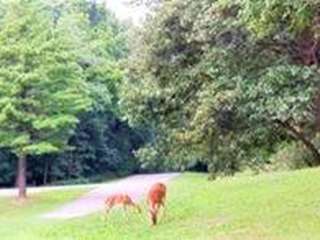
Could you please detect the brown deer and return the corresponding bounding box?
[104,193,141,218]
[147,182,167,225]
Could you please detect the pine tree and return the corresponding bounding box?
[0,0,91,199]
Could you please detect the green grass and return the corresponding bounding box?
[0,189,87,240]
[1,169,320,240]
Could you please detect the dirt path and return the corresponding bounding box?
[42,173,180,219]
[0,183,103,197]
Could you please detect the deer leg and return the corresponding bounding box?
[148,208,155,226]
[123,204,129,221]
[132,203,142,214]
[136,205,142,214]
[103,205,111,221]
[155,202,165,224]
[160,201,166,222]
[151,204,160,226]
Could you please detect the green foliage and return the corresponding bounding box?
[0,0,91,158]
[120,0,320,174]
[238,0,314,37]
[48,111,144,183]
[269,142,312,171]
[0,0,147,187]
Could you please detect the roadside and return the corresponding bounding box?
[42,173,180,219]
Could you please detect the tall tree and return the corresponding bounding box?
[120,0,320,174]
[0,0,91,199]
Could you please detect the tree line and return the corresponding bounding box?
[0,0,147,198]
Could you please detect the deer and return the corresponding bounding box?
[147,182,167,226]
[103,193,141,220]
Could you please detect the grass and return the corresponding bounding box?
[1,169,320,240]
[0,189,87,240]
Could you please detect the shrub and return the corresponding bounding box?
[269,142,312,171]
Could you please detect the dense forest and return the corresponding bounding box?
[0,0,146,192]
[1,0,320,198]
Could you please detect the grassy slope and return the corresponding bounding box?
[1,169,320,240]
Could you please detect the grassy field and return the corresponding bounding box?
[1,169,320,240]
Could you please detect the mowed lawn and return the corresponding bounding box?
[1,169,320,240]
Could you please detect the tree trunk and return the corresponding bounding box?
[16,155,27,199]
[43,159,50,185]
[276,120,320,166]
[208,133,217,180]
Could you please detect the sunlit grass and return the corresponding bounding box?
[1,169,320,239]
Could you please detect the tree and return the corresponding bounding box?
[120,0,320,175]
[0,0,91,199]
[0,0,148,189]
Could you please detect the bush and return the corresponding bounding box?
[269,142,312,171]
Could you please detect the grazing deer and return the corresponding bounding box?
[104,193,141,218]
[147,182,167,225]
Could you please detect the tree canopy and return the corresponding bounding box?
[0,0,141,198]
[2,0,320,194]
[120,0,320,175]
